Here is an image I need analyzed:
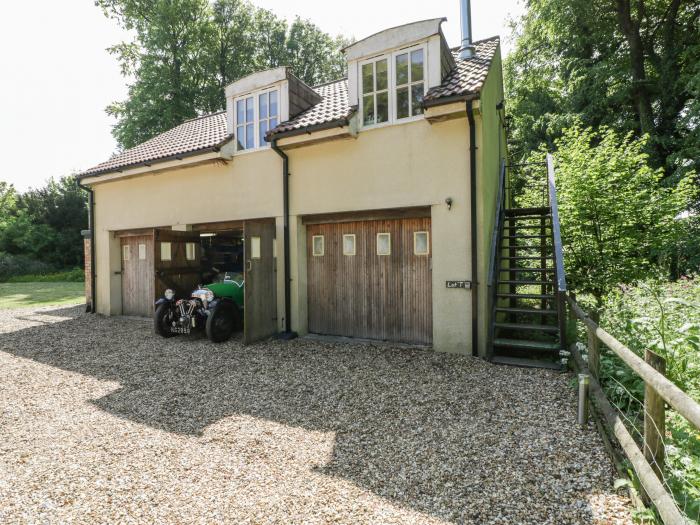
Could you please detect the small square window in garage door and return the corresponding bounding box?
[312,235,324,256]
[343,234,356,256]
[414,231,429,255]
[376,233,391,255]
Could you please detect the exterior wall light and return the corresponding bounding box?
[445,197,453,210]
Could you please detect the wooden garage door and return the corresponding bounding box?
[120,235,154,317]
[307,217,432,345]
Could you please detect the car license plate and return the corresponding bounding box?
[172,326,190,334]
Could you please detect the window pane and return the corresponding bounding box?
[362,63,374,93]
[343,234,356,256]
[269,90,278,117]
[236,100,245,124]
[259,120,269,147]
[377,233,391,256]
[236,126,245,149]
[414,232,429,255]
[161,242,172,261]
[245,96,253,122]
[259,92,268,118]
[270,117,278,129]
[411,49,424,82]
[186,242,196,261]
[363,94,374,126]
[251,236,261,259]
[376,59,388,90]
[396,87,409,119]
[312,235,324,256]
[376,91,388,123]
[138,243,146,260]
[396,53,408,85]
[411,83,424,116]
[246,123,254,148]
[122,245,130,261]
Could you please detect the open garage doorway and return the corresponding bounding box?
[164,219,277,344]
[118,219,277,344]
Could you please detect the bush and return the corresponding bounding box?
[6,268,85,283]
[0,252,56,281]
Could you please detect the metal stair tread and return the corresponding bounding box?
[491,355,563,370]
[495,306,557,315]
[505,207,550,217]
[499,267,553,272]
[493,337,561,351]
[494,322,559,332]
[498,280,553,286]
[497,293,555,299]
[503,235,550,239]
[502,255,554,260]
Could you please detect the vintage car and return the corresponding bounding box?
[154,272,244,342]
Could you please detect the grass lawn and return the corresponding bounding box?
[0,282,85,310]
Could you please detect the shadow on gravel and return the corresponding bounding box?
[1,307,607,523]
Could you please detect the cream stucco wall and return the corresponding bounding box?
[474,47,506,357]
[284,118,474,353]
[86,73,504,356]
[91,150,284,315]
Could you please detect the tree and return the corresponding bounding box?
[505,0,700,183]
[527,126,694,308]
[97,0,350,150]
[0,177,88,270]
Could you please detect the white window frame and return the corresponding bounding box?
[414,231,430,255]
[160,242,172,261]
[122,245,130,261]
[233,87,280,153]
[359,42,427,130]
[250,236,261,259]
[138,243,147,260]
[376,233,391,256]
[186,242,197,261]
[312,235,325,257]
[342,234,356,256]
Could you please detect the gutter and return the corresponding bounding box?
[267,117,350,142]
[77,135,234,181]
[466,100,479,356]
[77,179,96,314]
[422,92,479,110]
[270,139,297,339]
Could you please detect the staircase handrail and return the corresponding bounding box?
[486,159,507,357]
[546,154,567,292]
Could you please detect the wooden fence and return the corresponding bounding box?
[566,294,700,525]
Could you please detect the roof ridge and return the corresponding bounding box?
[450,35,500,53]
[180,110,226,125]
[312,77,348,89]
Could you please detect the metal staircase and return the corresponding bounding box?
[487,156,567,369]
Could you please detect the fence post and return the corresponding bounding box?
[644,349,666,481]
[586,326,600,380]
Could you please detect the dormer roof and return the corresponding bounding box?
[342,18,447,61]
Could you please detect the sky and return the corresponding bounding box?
[0,0,524,192]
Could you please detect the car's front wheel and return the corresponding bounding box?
[206,303,237,343]
[154,303,177,338]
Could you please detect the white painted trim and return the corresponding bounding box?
[343,234,356,256]
[224,66,287,98]
[312,235,324,256]
[233,86,281,153]
[343,18,444,62]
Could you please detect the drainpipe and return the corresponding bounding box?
[77,178,96,313]
[271,139,297,339]
[467,100,478,356]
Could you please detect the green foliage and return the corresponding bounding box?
[596,278,700,521]
[504,0,700,185]
[0,176,88,276]
[523,126,694,306]
[96,0,351,149]
[5,269,85,283]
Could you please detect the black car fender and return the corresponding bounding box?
[155,297,173,308]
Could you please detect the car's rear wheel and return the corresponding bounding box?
[154,303,176,338]
[206,303,237,343]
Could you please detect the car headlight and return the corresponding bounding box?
[204,289,214,302]
[164,289,175,300]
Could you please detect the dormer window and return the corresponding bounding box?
[234,88,279,151]
[359,43,427,128]
[395,48,424,119]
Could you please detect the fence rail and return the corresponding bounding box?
[566,293,700,525]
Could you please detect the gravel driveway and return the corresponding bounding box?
[0,305,632,524]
